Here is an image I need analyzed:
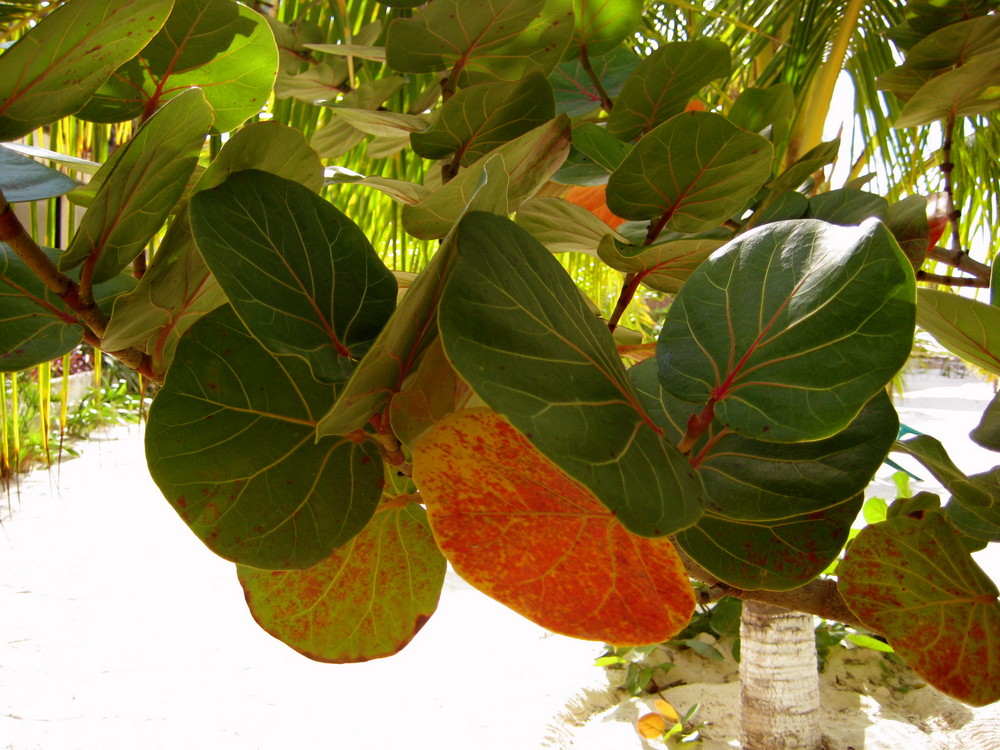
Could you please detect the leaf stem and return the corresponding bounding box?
[578,44,613,113]
[940,113,964,257]
[677,399,716,455]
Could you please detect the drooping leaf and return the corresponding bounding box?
[597,237,721,294]
[806,188,888,226]
[767,138,841,193]
[59,87,213,285]
[606,40,731,142]
[0,0,172,140]
[189,169,396,384]
[515,196,620,256]
[438,211,705,537]
[606,111,772,233]
[903,15,1000,70]
[839,511,1000,706]
[0,144,79,202]
[385,0,574,85]
[412,408,696,645]
[145,305,383,569]
[78,0,277,133]
[677,495,863,591]
[0,246,135,371]
[549,45,638,117]
[657,219,915,442]
[102,122,324,371]
[895,54,1000,128]
[324,108,430,138]
[916,287,1000,375]
[566,0,643,59]
[238,502,446,662]
[410,72,555,166]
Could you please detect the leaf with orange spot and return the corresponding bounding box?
[839,511,1000,706]
[237,501,446,663]
[412,408,696,645]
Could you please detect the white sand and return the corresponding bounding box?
[2,369,998,749]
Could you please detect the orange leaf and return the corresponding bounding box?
[637,712,668,739]
[926,192,949,253]
[617,342,657,364]
[565,184,627,229]
[653,698,680,723]
[684,99,706,112]
[412,408,695,645]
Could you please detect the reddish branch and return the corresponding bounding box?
[0,188,162,383]
[578,44,614,113]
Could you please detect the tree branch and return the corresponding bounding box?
[926,245,990,283]
[678,548,872,632]
[578,44,613,113]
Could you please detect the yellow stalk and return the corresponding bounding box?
[1,372,9,478]
[93,349,102,391]
[59,353,71,437]
[10,373,20,468]
[38,363,50,463]
[785,0,865,167]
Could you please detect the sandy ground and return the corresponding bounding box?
[1,368,999,750]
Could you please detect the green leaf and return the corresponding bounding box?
[633,359,899,521]
[806,189,888,226]
[385,0,574,85]
[885,195,931,269]
[567,0,642,58]
[274,61,349,104]
[973,392,1000,451]
[876,65,938,104]
[0,0,172,140]
[839,510,1000,706]
[325,108,430,138]
[59,87,212,285]
[678,495,861,590]
[438,211,705,537]
[402,116,572,240]
[0,144,79,202]
[189,169,396,384]
[895,54,1000,128]
[606,111,772,233]
[916,287,1000,375]
[238,502,446,662]
[767,138,841,193]
[516,196,620,256]
[597,237,721,294]
[145,305,383,569]
[102,122,323,371]
[79,1,277,133]
[904,15,1000,70]
[728,84,794,151]
[549,45,638,117]
[410,72,555,166]
[571,122,630,173]
[658,219,915,442]
[606,40,731,142]
[0,246,135,372]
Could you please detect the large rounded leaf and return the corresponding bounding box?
[438,212,705,537]
[839,511,1000,706]
[606,111,772,233]
[238,502,446,663]
[145,305,383,569]
[412,408,695,645]
[189,169,397,384]
[657,219,915,443]
[916,287,1000,376]
[0,145,79,203]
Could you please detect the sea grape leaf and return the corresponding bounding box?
[263,15,323,75]
[145,305,384,569]
[515,196,620,256]
[751,190,808,226]
[0,144,79,202]
[412,408,696,644]
[388,337,473,449]
[606,111,772,233]
[549,45,638,117]
[767,138,841,193]
[632,359,899,521]
[839,510,1000,706]
[102,122,323,371]
[904,15,1000,70]
[0,245,135,371]
[572,122,631,173]
[566,0,643,58]
[877,64,938,104]
[728,84,794,152]
[0,142,101,176]
[884,195,932,269]
[59,88,212,285]
[324,108,430,138]
[947,498,1000,543]
[972,392,1000,451]
[0,0,172,140]
[895,54,1000,128]
[438,211,705,537]
[677,495,863,591]
[597,236,721,294]
[606,40,731,142]
[807,189,888,226]
[410,72,555,166]
[385,0,574,85]
[658,219,915,442]
[916,287,1000,375]
[189,169,397,384]
[238,501,446,663]
[274,60,349,104]
[316,222,464,437]
[78,1,277,133]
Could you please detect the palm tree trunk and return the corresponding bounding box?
[739,600,823,750]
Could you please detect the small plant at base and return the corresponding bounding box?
[637,698,704,745]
